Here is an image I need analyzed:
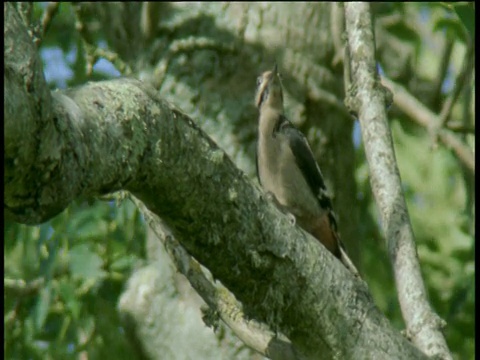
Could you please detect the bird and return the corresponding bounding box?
[255,63,358,275]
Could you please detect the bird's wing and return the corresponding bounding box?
[278,117,332,210]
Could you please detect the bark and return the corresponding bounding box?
[344,3,452,359]
[4,3,434,359]
[4,72,428,358]
[73,2,362,263]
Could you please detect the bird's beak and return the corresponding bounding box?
[272,63,278,75]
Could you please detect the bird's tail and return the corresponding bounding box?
[338,244,360,277]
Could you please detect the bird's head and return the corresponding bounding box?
[255,63,284,111]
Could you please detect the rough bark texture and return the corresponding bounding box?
[4,73,428,360]
[4,3,437,359]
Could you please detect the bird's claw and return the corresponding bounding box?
[287,212,296,226]
[264,192,296,225]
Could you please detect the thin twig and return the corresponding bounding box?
[446,123,475,134]
[432,38,454,110]
[436,39,475,130]
[339,3,352,101]
[381,76,474,176]
[153,36,236,89]
[72,4,131,77]
[330,2,345,67]
[4,277,45,296]
[41,2,60,37]
[460,58,475,235]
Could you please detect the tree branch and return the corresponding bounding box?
[40,2,60,38]
[381,77,474,176]
[4,277,45,296]
[432,38,454,111]
[131,196,304,360]
[5,3,430,359]
[436,39,475,130]
[344,3,452,360]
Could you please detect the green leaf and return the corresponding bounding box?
[110,254,138,272]
[34,285,51,331]
[452,3,475,40]
[69,244,106,281]
[58,281,81,320]
[385,21,421,44]
[433,17,468,43]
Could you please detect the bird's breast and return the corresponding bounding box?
[257,132,321,219]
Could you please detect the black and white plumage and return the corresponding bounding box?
[255,64,358,275]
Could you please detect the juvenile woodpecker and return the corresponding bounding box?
[255,64,358,275]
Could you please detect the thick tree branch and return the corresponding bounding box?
[344,3,452,360]
[5,4,429,359]
[4,76,431,360]
[5,3,55,222]
[13,76,429,359]
[132,196,303,360]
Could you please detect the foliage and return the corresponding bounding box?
[393,121,474,359]
[357,120,475,359]
[5,2,474,360]
[4,198,146,359]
